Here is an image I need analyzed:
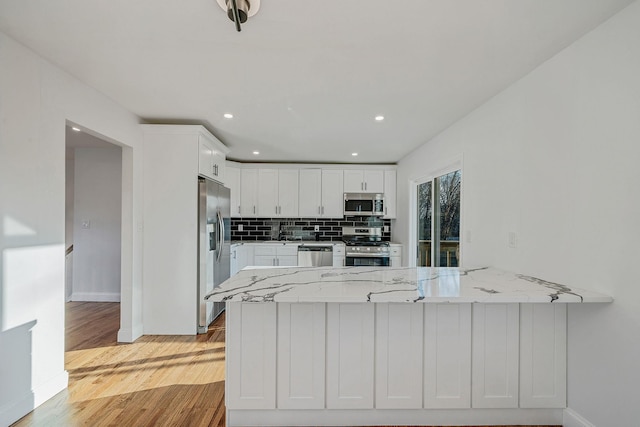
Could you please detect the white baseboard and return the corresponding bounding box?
[117,322,144,343]
[564,408,596,427]
[70,292,121,302]
[0,370,68,427]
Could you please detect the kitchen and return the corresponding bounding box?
[1,1,640,427]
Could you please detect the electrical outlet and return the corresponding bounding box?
[314,225,320,232]
[238,224,243,231]
[383,225,389,233]
[81,220,90,229]
[508,231,517,248]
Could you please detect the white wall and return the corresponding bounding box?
[71,146,122,302]
[397,2,640,425]
[0,31,144,426]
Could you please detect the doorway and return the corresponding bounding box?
[65,124,122,344]
[415,169,462,267]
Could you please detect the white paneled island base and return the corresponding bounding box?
[207,267,612,426]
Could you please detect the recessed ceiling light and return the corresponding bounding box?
[374,115,384,121]
[71,127,81,132]
[223,113,234,119]
[253,151,260,155]
[352,152,358,156]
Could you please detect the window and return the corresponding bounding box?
[416,169,461,267]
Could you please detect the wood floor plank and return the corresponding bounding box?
[11,302,560,427]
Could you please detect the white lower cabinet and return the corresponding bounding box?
[253,244,298,267]
[375,303,423,409]
[226,303,276,410]
[424,303,472,408]
[226,302,567,420]
[326,303,375,409]
[472,303,520,408]
[519,303,566,408]
[277,303,326,409]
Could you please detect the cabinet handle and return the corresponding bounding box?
[365,182,367,191]
[238,206,241,214]
[321,206,324,215]
[318,206,321,214]
[253,206,256,214]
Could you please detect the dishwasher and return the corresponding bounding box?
[297,245,333,267]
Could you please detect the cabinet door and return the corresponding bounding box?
[212,150,226,184]
[424,303,472,408]
[277,303,326,409]
[363,170,384,193]
[343,170,364,192]
[227,166,241,217]
[519,304,566,408]
[326,303,374,409]
[258,169,279,217]
[472,303,519,408]
[299,169,322,217]
[383,170,396,218]
[198,139,213,179]
[278,169,299,217]
[230,245,239,276]
[240,169,258,217]
[226,303,277,409]
[321,169,344,217]
[254,245,276,266]
[375,303,423,409]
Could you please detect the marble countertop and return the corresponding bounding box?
[205,266,613,304]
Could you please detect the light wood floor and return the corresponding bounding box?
[12,302,561,427]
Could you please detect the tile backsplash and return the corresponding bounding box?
[230,217,392,242]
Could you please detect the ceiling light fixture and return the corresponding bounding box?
[375,115,384,121]
[223,113,233,119]
[253,151,260,155]
[71,127,81,132]
[217,0,261,32]
[352,152,358,156]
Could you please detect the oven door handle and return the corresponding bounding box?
[346,253,390,258]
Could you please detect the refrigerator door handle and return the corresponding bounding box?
[217,210,224,262]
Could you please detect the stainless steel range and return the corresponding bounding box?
[342,226,390,267]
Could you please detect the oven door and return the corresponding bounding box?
[345,255,390,267]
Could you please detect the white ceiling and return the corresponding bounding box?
[0,0,633,164]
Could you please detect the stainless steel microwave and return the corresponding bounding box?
[343,193,384,216]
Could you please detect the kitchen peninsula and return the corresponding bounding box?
[206,267,612,426]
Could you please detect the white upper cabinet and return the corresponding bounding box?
[383,170,397,219]
[258,169,299,218]
[227,165,241,217]
[198,135,227,184]
[343,169,384,193]
[240,169,258,217]
[299,169,322,217]
[299,169,344,218]
[321,169,344,217]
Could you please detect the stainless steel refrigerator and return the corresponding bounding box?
[198,176,230,334]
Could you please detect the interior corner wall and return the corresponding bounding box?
[0,31,143,425]
[396,2,640,425]
[71,146,122,302]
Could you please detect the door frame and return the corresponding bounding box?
[408,157,464,268]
